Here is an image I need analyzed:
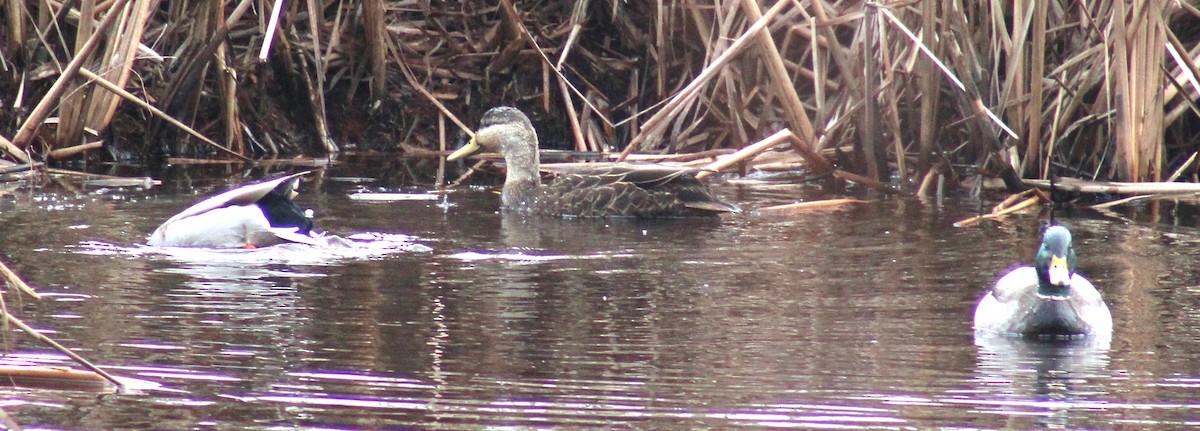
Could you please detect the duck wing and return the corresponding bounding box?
[539,164,739,215]
[539,173,683,217]
[540,163,702,187]
[158,172,310,226]
[989,266,1039,303]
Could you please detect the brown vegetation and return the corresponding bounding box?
[0,0,1198,189]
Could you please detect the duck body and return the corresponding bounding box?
[973,226,1112,339]
[148,172,316,248]
[514,164,736,217]
[449,107,739,218]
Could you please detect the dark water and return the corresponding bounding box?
[0,163,1199,429]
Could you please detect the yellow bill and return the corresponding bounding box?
[1047,255,1070,286]
[447,137,481,161]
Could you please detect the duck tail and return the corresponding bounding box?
[685,200,742,214]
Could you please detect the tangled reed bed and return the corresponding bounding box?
[1,0,1199,193]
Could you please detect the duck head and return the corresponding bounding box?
[447,107,538,166]
[447,107,542,201]
[1035,225,1077,297]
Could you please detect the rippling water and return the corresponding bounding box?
[0,163,1199,429]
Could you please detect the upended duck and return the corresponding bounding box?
[973,225,1112,339]
[447,106,739,218]
[147,172,318,248]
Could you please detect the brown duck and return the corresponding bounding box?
[448,107,739,218]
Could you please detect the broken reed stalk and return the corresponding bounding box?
[832,169,897,194]
[3,0,22,55]
[916,0,939,173]
[991,188,1036,214]
[1089,193,1170,210]
[8,0,131,156]
[696,128,794,180]
[878,5,1017,139]
[953,194,1044,227]
[557,78,588,152]
[0,136,23,164]
[1111,0,1166,182]
[0,257,119,387]
[87,0,157,130]
[950,189,1046,229]
[303,0,336,153]
[0,259,40,300]
[857,5,883,181]
[214,40,244,155]
[395,59,473,138]
[2,309,123,388]
[1024,177,1200,195]
[259,0,286,60]
[739,0,817,151]
[77,67,253,162]
[1,0,1192,189]
[621,0,788,159]
[47,142,103,160]
[1022,0,1048,177]
[56,0,98,152]
[759,198,870,212]
[0,406,19,431]
[361,0,389,100]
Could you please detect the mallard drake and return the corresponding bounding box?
[447,106,739,217]
[147,172,317,248]
[973,225,1112,339]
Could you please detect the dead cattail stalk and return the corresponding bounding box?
[395,59,473,137]
[259,0,285,60]
[4,0,23,55]
[697,128,794,180]
[0,258,40,300]
[144,0,252,158]
[857,5,884,181]
[1022,0,1048,176]
[0,135,24,164]
[0,306,123,388]
[1024,177,1200,195]
[10,0,130,151]
[1089,194,1171,210]
[916,0,940,173]
[76,67,252,162]
[47,142,103,160]
[56,0,99,152]
[214,39,244,155]
[557,79,587,152]
[739,0,817,153]
[832,169,897,194]
[362,0,389,100]
[623,0,788,158]
[916,167,938,197]
[304,0,335,153]
[86,0,158,130]
[953,194,1043,227]
[759,198,870,212]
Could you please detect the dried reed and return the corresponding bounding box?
[0,0,1193,190]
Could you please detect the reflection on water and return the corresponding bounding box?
[972,336,1111,429]
[0,166,1198,429]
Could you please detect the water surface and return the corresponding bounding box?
[0,164,1198,429]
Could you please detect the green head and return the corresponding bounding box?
[1035,225,1077,295]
